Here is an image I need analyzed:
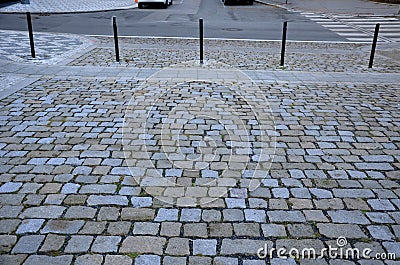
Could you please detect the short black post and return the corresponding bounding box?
[369,23,380,69]
[280,21,287,67]
[26,12,35,58]
[112,16,120,62]
[199,18,204,64]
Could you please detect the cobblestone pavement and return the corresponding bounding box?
[71,37,400,73]
[0,30,95,65]
[0,35,400,265]
[0,0,137,13]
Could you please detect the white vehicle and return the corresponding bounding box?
[136,0,173,9]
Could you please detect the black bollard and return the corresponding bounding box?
[369,23,380,69]
[26,12,35,58]
[112,16,120,62]
[280,21,287,67]
[199,18,204,64]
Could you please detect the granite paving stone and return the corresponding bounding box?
[317,223,367,239]
[261,224,287,237]
[75,254,103,265]
[64,235,93,253]
[39,234,65,252]
[23,255,73,265]
[0,235,17,253]
[120,236,166,255]
[163,256,186,265]
[11,235,45,253]
[16,219,45,234]
[165,237,190,256]
[63,206,97,219]
[209,223,233,237]
[103,255,133,265]
[91,236,121,253]
[367,199,396,211]
[193,239,217,256]
[155,208,179,222]
[268,210,306,223]
[41,220,84,234]
[133,222,159,235]
[160,222,181,237]
[0,35,399,265]
[328,210,370,224]
[19,206,65,218]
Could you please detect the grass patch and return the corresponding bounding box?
[127,253,140,260]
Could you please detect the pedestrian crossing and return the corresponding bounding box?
[302,12,400,42]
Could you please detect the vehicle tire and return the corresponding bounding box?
[224,0,230,5]
[163,0,168,8]
[169,0,173,5]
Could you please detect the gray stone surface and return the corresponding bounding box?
[328,210,370,224]
[16,219,44,234]
[12,235,45,253]
[317,224,367,238]
[75,254,103,265]
[20,206,65,218]
[120,236,166,255]
[135,255,161,265]
[0,35,399,265]
[42,220,84,234]
[268,210,306,223]
[23,255,73,265]
[91,236,121,253]
[367,225,395,241]
[155,208,179,222]
[193,239,217,256]
[165,238,190,256]
[64,235,93,253]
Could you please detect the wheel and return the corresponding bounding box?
[138,3,144,8]
[163,0,168,8]
[169,0,173,5]
[224,0,230,5]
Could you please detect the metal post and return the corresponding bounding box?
[369,23,380,69]
[199,18,204,64]
[285,0,287,4]
[26,12,35,58]
[112,16,120,62]
[280,21,287,67]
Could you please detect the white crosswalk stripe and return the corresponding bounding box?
[302,13,400,42]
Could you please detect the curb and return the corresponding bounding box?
[0,4,137,14]
[88,34,375,44]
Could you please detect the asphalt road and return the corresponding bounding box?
[0,0,347,41]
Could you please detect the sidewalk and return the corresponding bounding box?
[0,31,400,265]
[259,0,400,16]
[0,0,137,13]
